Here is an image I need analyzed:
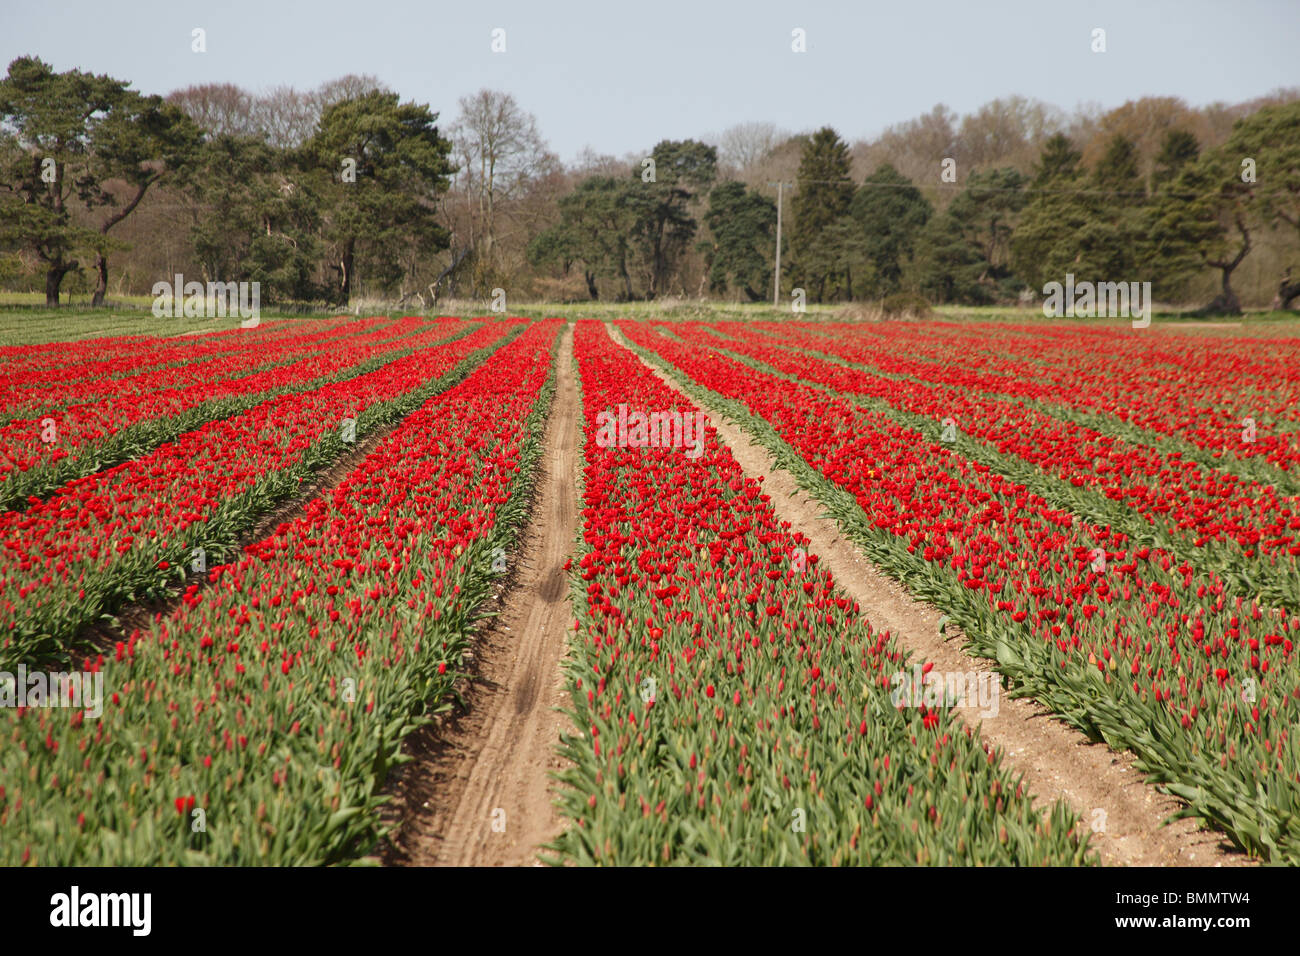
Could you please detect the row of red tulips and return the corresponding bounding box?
[546,321,1091,865]
[0,317,468,511]
[0,316,357,416]
[0,317,311,374]
[752,319,1300,489]
[619,320,1300,861]
[0,320,562,864]
[0,320,513,668]
[680,322,1300,609]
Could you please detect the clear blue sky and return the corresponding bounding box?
[3,0,1296,161]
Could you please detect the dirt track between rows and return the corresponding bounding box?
[606,322,1248,868]
[385,324,578,867]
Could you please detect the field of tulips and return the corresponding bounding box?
[548,320,1091,864]
[620,319,1300,863]
[748,320,1300,494]
[0,319,561,864]
[0,317,349,415]
[0,319,510,668]
[672,322,1300,610]
[0,316,471,511]
[2,310,1295,868]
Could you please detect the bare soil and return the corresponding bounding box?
[607,323,1249,868]
[384,325,578,866]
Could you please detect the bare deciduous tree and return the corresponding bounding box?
[252,86,317,149]
[958,96,1064,169]
[166,83,258,138]
[450,89,558,277]
[168,75,390,148]
[313,74,388,110]
[569,147,627,178]
[714,121,786,176]
[854,104,961,185]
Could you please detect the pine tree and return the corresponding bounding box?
[631,139,716,299]
[701,181,776,301]
[0,57,131,305]
[913,212,989,304]
[1221,102,1300,307]
[1092,134,1140,195]
[1032,133,1082,186]
[1152,129,1199,185]
[1012,133,1142,291]
[848,164,931,297]
[1011,134,1087,289]
[1147,147,1252,313]
[944,167,1027,295]
[790,127,854,302]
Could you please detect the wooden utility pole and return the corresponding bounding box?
[769,181,786,307]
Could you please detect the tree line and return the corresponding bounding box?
[1,55,1297,312]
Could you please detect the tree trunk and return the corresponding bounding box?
[45,268,61,308]
[1194,265,1243,315]
[431,246,472,302]
[44,259,76,307]
[1220,264,1241,311]
[1277,271,1300,310]
[647,216,667,300]
[1196,218,1251,316]
[91,183,151,309]
[1278,281,1300,310]
[91,253,109,307]
[620,254,634,301]
[1207,270,1242,315]
[338,239,356,304]
[585,270,599,300]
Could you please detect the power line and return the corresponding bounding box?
[617,171,1271,202]
[749,176,1267,201]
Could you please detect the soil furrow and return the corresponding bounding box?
[385,325,578,867]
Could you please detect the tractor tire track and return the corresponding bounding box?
[385,324,578,866]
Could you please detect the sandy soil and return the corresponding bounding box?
[385,325,578,866]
